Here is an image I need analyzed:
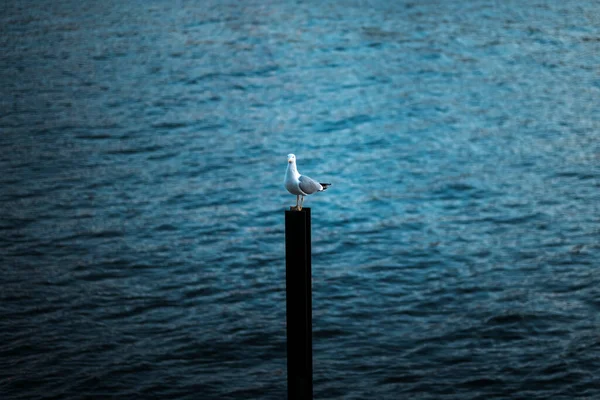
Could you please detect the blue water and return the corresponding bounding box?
[1,0,600,398]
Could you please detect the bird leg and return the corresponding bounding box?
[291,195,305,211]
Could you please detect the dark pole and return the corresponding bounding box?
[285,207,313,400]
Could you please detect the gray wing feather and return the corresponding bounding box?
[298,175,323,194]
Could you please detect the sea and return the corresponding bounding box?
[1,0,599,398]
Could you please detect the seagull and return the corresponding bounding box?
[284,153,331,211]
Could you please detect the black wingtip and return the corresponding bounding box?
[320,183,331,191]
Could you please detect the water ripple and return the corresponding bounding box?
[1,0,600,399]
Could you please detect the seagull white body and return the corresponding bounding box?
[284,156,307,196]
[284,153,330,210]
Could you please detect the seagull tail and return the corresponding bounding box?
[320,183,331,191]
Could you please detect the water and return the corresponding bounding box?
[1,0,599,398]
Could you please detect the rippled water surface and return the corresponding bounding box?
[2,0,600,398]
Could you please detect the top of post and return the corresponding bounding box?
[285,207,311,215]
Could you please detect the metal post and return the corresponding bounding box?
[285,207,313,400]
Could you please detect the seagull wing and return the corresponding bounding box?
[298,175,323,195]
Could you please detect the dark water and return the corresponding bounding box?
[1,0,600,398]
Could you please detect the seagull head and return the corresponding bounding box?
[287,154,296,164]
